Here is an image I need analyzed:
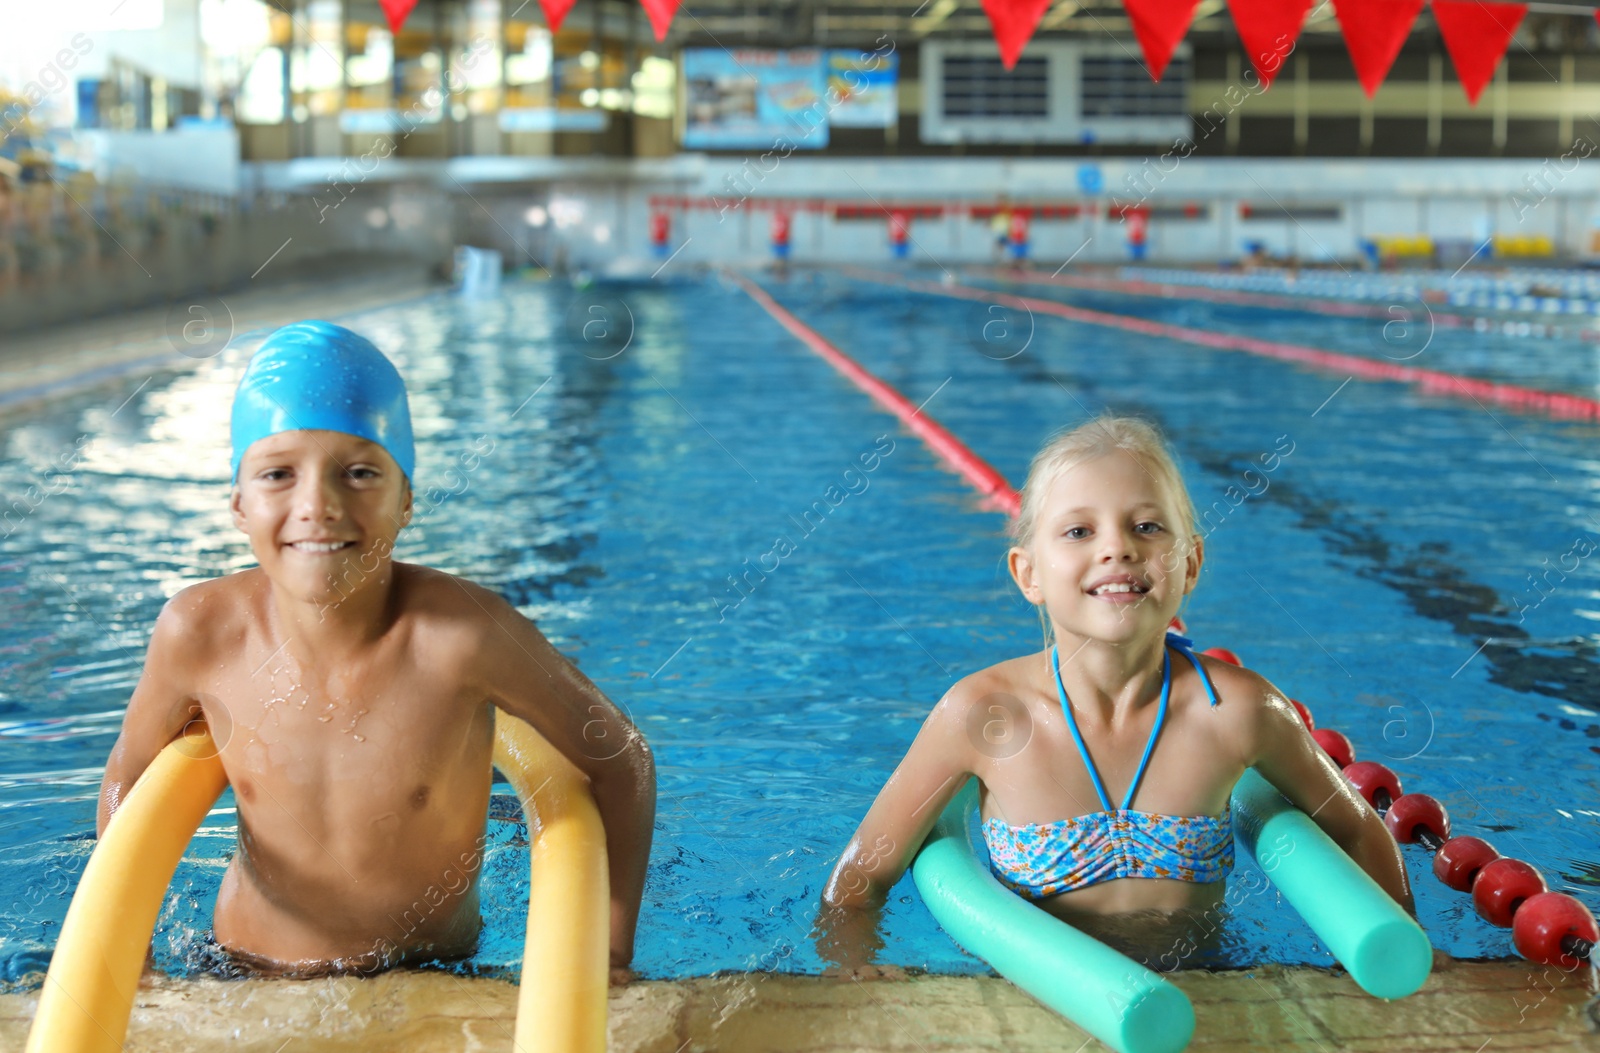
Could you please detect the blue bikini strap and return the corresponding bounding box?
[1120,648,1171,811]
[1050,643,1174,813]
[1165,632,1222,708]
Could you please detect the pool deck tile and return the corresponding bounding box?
[0,259,444,417]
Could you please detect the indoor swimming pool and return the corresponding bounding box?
[1,268,1596,986]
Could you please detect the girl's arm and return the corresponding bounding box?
[821,686,978,910]
[815,686,977,975]
[1232,666,1415,914]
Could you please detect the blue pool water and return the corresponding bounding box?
[0,269,1597,986]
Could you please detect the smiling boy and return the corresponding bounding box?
[97,321,655,977]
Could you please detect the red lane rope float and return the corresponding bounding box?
[724,269,1021,516]
[843,266,1600,424]
[729,267,1598,973]
[1290,699,1600,972]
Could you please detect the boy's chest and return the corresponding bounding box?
[199,643,488,779]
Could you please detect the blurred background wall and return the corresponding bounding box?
[3,0,1598,329]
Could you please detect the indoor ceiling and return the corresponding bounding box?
[269,0,1600,52]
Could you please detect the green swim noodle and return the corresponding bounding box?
[911,781,1195,1053]
[1230,767,1432,999]
[911,771,1432,1053]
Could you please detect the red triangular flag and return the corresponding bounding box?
[1432,0,1526,106]
[1332,0,1423,96]
[378,0,418,35]
[1124,0,1203,81]
[638,0,681,41]
[981,0,1054,70]
[540,0,577,34]
[1227,0,1313,88]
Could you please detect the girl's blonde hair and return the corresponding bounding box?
[1011,415,1199,632]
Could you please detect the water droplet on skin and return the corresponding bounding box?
[317,714,332,722]
[352,734,365,742]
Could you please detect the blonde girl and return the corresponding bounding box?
[818,415,1411,968]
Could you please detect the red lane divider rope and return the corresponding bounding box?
[725,268,1021,516]
[962,266,1527,337]
[844,267,1600,424]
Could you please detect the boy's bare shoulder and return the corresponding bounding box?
[154,569,267,649]
[391,566,548,693]
[391,564,537,662]
[393,562,513,623]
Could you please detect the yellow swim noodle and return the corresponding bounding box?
[26,717,609,1052]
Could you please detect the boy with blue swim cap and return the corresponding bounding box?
[98,321,656,979]
[228,320,417,483]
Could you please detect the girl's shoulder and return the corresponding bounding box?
[911,655,1047,765]
[1185,652,1297,756]
[933,653,1047,719]
[958,651,1044,691]
[1195,651,1281,703]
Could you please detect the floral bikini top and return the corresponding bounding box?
[981,632,1235,900]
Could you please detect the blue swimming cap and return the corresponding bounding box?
[230,321,415,483]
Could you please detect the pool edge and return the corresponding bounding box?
[1,961,1592,1051]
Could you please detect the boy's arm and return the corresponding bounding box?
[469,587,656,970]
[98,600,204,837]
[1235,667,1415,913]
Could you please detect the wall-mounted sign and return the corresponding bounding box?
[683,48,827,150]
[826,49,898,129]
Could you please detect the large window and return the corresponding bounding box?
[1080,52,1188,118]
[236,46,285,123]
[941,54,1048,118]
[921,40,1191,145]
